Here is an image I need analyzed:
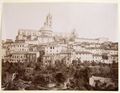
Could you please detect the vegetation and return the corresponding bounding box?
[2,57,118,90]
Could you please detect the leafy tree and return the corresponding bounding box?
[70,67,91,90]
[55,72,66,85]
[33,74,48,87]
[91,61,96,66]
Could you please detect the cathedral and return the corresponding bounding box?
[16,13,54,44]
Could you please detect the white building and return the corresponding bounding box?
[74,51,93,62]
[86,47,103,55]
[9,42,29,53]
[89,76,113,87]
[4,51,40,63]
[75,37,108,44]
[106,49,118,56]
[93,54,102,63]
[73,44,85,51]
[7,52,27,63]
[16,29,40,41]
[44,43,67,55]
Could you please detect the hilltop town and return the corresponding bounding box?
[1,13,118,90]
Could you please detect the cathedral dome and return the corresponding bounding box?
[40,25,52,31]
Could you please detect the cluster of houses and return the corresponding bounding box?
[1,13,118,66]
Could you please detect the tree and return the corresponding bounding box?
[91,61,96,66]
[111,61,118,86]
[72,60,78,67]
[55,72,66,86]
[70,67,91,90]
[33,74,48,88]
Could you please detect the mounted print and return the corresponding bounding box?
[1,3,118,91]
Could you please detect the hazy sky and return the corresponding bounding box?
[2,3,118,41]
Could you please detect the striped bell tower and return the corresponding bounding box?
[44,13,52,28]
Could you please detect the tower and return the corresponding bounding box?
[69,28,77,41]
[44,13,52,28]
[39,13,54,43]
[71,28,76,37]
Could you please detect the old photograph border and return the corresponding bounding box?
[0,0,119,93]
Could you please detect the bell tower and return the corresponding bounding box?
[44,13,52,28]
[39,13,53,37]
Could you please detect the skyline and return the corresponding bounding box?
[2,3,118,42]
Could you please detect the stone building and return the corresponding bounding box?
[16,13,54,44]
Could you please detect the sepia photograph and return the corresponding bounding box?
[1,2,118,91]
